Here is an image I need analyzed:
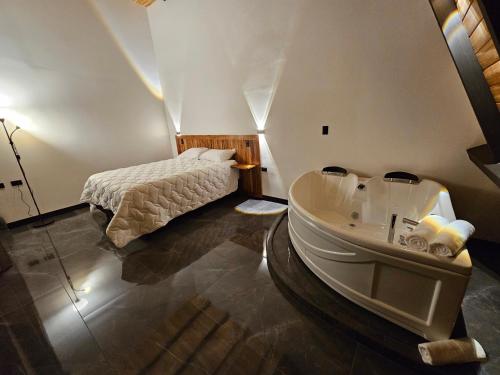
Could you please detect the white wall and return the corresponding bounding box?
[148,0,500,241]
[0,0,172,223]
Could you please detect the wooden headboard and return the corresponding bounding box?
[175,134,262,197]
[175,134,260,166]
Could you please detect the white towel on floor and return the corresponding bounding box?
[429,220,475,257]
[406,215,449,252]
[418,338,487,366]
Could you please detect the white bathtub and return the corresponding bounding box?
[288,170,472,341]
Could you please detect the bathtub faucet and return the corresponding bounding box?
[388,214,397,244]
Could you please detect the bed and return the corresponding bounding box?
[80,135,261,248]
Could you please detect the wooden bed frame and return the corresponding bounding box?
[176,134,262,197]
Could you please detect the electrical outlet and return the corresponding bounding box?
[322,125,329,135]
[11,180,23,187]
[261,167,268,172]
[0,182,5,189]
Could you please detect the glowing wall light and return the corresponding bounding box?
[160,73,185,134]
[243,58,285,131]
[164,98,182,134]
[225,0,301,132]
[168,95,183,134]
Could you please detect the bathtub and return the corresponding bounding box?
[288,170,472,341]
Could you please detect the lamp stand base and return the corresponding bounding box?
[32,218,55,228]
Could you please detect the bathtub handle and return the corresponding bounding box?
[383,171,420,184]
[321,166,348,176]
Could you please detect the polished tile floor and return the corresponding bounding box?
[0,194,499,374]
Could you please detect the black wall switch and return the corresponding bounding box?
[261,167,268,172]
[0,183,4,189]
[322,125,329,135]
[10,180,23,187]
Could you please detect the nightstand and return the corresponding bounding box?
[231,163,262,197]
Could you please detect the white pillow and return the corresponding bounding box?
[177,147,208,159]
[199,148,236,162]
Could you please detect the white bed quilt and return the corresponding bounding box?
[80,158,238,248]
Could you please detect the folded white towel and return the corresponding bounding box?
[406,215,449,252]
[418,338,487,366]
[429,220,475,257]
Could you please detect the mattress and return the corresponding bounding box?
[80,158,238,247]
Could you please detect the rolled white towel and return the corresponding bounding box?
[418,338,487,366]
[406,215,449,252]
[429,220,475,257]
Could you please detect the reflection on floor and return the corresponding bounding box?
[0,194,499,374]
[125,294,281,375]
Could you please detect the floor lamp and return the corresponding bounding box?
[1,118,54,228]
[0,119,85,307]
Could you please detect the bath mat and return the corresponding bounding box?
[235,199,287,215]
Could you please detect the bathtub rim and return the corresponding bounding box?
[289,171,472,276]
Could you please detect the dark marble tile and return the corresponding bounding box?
[0,284,111,374]
[29,288,108,367]
[0,268,33,317]
[1,195,499,374]
[461,272,500,375]
[9,208,102,260]
[0,267,63,318]
[350,344,421,375]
